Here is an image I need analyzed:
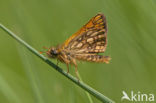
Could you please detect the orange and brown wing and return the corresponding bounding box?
[62,13,107,53]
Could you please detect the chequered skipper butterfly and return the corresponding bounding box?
[42,13,111,79]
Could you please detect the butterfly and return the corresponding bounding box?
[43,13,111,79]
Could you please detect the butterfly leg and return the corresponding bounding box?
[59,54,70,74]
[72,59,79,81]
[74,64,79,81]
[42,46,48,49]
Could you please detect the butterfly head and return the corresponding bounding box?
[46,47,59,58]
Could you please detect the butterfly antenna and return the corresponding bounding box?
[39,51,45,54]
[40,46,49,54]
[43,46,49,49]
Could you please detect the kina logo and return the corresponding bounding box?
[121,91,154,102]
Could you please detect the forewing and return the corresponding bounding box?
[62,13,107,53]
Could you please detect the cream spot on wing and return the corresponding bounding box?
[98,34,104,38]
[99,29,105,33]
[94,36,98,40]
[87,38,94,43]
[86,31,93,36]
[94,50,99,52]
[76,43,83,48]
[101,46,105,49]
[91,32,98,37]
[100,49,104,52]
[87,56,92,61]
[96,42,101,45]
[92,57,96,61]
[71,41,78,48]
[88,46,91,49]
[78,37,82,41]
[96,46,100,50]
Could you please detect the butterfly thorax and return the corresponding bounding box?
[46,47,74,64]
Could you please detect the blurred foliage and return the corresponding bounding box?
[0,0,156,103]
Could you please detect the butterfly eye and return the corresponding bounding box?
[50,49,58,56]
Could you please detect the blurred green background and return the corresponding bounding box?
[0,0,156,103]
